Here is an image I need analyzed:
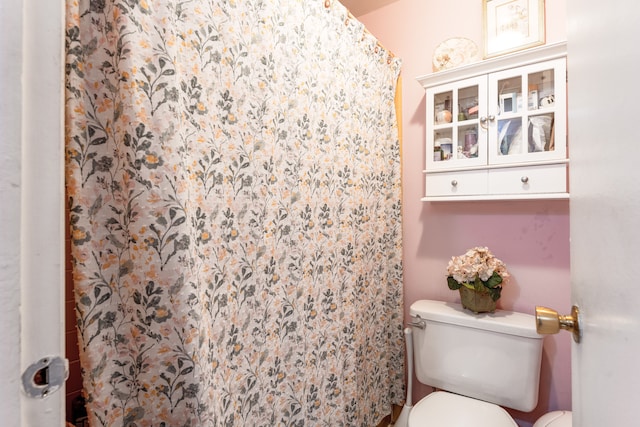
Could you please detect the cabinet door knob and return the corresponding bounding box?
[480,115,495,130]
[521,176,529,183]
[451,180,458,187]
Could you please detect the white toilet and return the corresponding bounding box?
[533,410,572,427]
[408,299,549,426]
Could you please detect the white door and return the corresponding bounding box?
[9,0,66,426]
[568,1,640,425]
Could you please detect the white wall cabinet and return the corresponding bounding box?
[417,42,568,201]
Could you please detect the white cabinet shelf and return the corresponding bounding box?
[417,42,568,202]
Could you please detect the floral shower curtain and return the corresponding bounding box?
[65,0,403,425]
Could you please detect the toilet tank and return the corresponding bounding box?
[409,300,544,412]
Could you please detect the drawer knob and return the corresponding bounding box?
[521,176,529,183]
[451,180,458,187]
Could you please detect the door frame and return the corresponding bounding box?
[1,0,66,425]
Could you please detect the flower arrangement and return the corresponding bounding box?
[447,246,510,302]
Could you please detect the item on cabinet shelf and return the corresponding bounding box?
[466,104,479,119]
[440,142,453,160]
[499,92,518,113]
[528,84,539,110]
[539,94,555,107]
[432,37,481,72]
[435,137,452,161]
[434,146,442,161]
[458,105,466,121]
[464,130,478,157]
[436,109,452,124]
[498,120,515,154]
[547,121,555,151]
[528,115,553,152]
[435,137,451,146]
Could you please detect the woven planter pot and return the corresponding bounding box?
[459,286,497,313]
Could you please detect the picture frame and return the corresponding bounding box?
[483,0,545,58]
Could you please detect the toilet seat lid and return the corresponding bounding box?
[408,391,518,427]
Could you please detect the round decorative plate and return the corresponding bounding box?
[432,37,481,72]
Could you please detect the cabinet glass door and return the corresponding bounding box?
[426,76,487,170]
[488,58,566,165]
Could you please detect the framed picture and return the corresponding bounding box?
[483,0,545,58]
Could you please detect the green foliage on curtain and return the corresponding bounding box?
[65,0,404,425]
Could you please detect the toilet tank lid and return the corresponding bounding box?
[410,300,542,339]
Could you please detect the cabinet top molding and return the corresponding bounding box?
[417,41,567,89]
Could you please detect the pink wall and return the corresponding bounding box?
[357,1,571,426]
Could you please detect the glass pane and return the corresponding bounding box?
[527,113,555,152]
[433,129,453,162]
[529,68,555,110]
[434,91,453,124]
[497,118,523,155]
[458,86,479,120]
[497,76,522,114]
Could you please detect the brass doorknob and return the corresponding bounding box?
[535,305,581,343]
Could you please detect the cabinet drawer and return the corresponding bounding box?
[488,164,567,195]
[426,170,488,197]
